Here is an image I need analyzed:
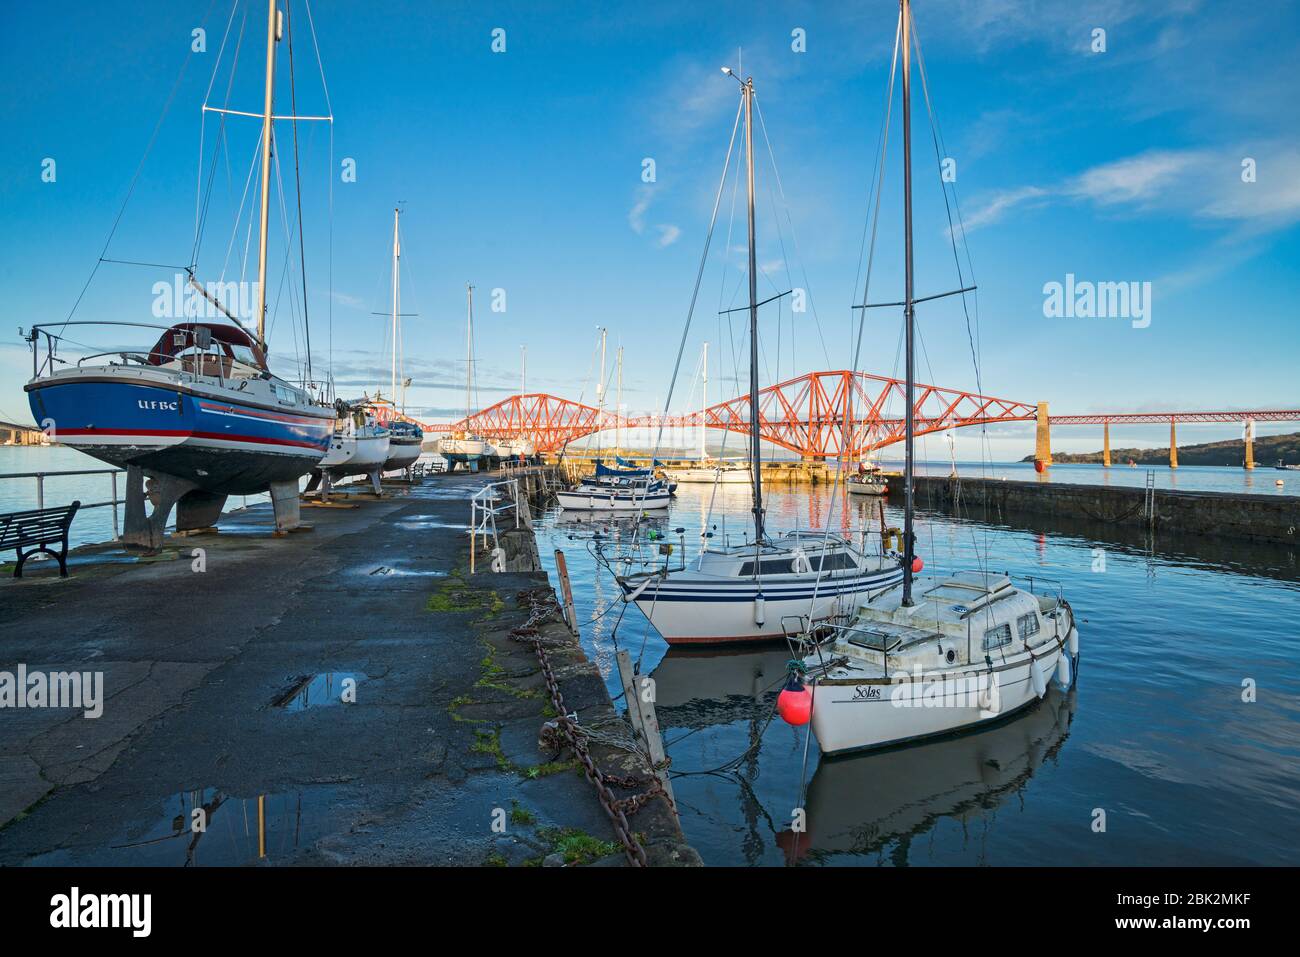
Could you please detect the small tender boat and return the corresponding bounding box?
[846,460,887,495]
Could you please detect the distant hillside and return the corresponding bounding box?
[1021,431,1300,466]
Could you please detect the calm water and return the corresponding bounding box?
[535,479,1300,866]
[5,446,1294,553]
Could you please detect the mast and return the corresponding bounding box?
[743,76,764,542]
[465,283,474,422]
[616,344,624,451]
[254,0,280,350]
[701,341,708,460]
[390,206,400,400]
[901,0,916,606]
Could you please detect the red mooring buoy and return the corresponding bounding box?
[912,556,924,574]
[1034,460,1046,474]
[777,677,813,726]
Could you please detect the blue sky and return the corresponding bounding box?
[1,0,1297,459]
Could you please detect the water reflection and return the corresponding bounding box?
[779,689,1076,866]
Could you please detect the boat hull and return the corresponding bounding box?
[619,567,904,644]
[809,643,1067,755]
[383,437,422,472]
[25,376,331,494]
[323,434,390,478]
[556,487,671,510]
[668,467,751,484]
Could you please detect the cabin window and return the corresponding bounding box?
[810,552,855,572]
[739,558,795,576]
[983,623,1012,651]
[1017,613,1040,640]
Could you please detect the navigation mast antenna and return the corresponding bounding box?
[254,0,281,350]
[901,0,917,606]
[390,206,400,400]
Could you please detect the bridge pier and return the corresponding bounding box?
[1103,421,1111,468]
[1034,402,1052,468]
[1169,420,1178,469]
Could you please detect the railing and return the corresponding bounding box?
[0,468,125,538]
[469,478,521,573]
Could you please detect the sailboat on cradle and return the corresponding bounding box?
[439,284,491,471]
[796,0,1079,755]
[368,206,422,474]
[613,67,901,644]
[23,0,334,548]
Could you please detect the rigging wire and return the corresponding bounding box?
[57,0,222,335]
[285,0,315,385]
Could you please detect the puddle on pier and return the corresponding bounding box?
[27,786,344,866]
[343,560,448,579]
[396,514,469,531]
[275,673,363,712]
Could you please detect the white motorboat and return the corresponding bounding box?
[795,0,1078,755]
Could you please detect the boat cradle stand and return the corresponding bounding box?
[120,466,304,550]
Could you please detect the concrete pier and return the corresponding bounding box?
[0,470,695,866]
[901,474,1299,546]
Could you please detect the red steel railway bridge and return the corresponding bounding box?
[417,369,1299,469]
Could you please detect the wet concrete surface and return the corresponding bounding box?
[0,473,631,866]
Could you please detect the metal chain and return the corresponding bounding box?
[511,589,651,867]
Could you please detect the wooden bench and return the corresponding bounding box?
[0,502,80,578]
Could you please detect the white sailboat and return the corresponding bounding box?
[370,207,422,474]
[798,0,1079,755]
[614,67,900,644]
[668,342,751,485]
[440,283,491,470]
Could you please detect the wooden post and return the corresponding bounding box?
[1244,418,1255,470]
[1169,420,1178,469]
[616,649,677,813]
[554,549,578,635]
[1102,421,1111,468]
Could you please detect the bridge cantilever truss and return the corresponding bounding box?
[423,370,1039,457]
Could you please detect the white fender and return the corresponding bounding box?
[754,594,766,626]
[1030,656,1047,699]
[490,546,506,573]
[1055,652,1072,689]
[979,673,1001,714]
[790,548,811,574]
[1067,625,1079,657]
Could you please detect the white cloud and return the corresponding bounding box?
[655,224,682,248]
[628,186,653,234]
